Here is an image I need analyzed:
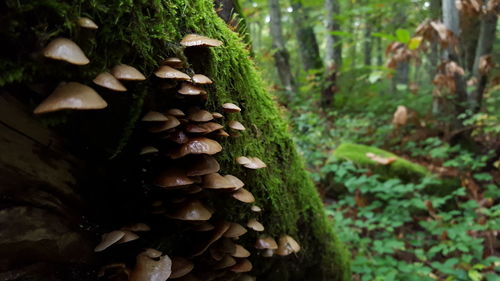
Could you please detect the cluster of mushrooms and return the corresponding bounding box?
[33,17,300,281]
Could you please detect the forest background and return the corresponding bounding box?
[220,0,500,280]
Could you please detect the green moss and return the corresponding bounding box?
[333,143,430,181]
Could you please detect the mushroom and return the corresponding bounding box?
[232,188,255,203]
[224,175,244,190]
[149,115,181,132]
[154,168,194,188]
[34,82,107,114]
[216,129,230,137]
[170,257,194,279]
[111,64,146,81]
[250,205,262,212]
[162,57,184,68]
[203,173,236,189]
[168,200,213,221]
[262,249,274,257]
[246,218,264,232]
[93,72,127,91]
[166,130,189,144]
[186,155,220,176]
[117,230,140,244]
[180,34,223,47]
[192,221,231,256]
[171,137,222,159]
[129,249,172,281]
[167,108,186,117]
[188,109,213,122]
[78,17,98,29]
[191,74,213,84]
[214,255,236,269]
[178,83,207,95]
[140,146,159,155]
[212,112,224,119]
[276,235,301,256]
[232,244,251,258]
[236,274,256,281]
[186,122,223,134]
[223,223,247,238]
[229,259,252,273]
[222,103,241,113]
[237,157,267,169]
[192,221,215,232]
[43,38,89,65]
[255,236,278,250]
[142,111,169,122]
[94,230,125,252]
[155,65,191,80]
[228,120,245,131]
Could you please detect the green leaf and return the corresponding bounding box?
[408,36,423,50]
[395,28,411,43]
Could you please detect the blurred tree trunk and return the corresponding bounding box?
[363,22,372,66]
[392,6,409,92]
[322,0,342,108]
[375,35,383,66]
[269,0,296,102]
[290,0,323,72]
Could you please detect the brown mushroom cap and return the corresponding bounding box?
[149,115,181,133]
[155,65,191,80]
[212,112,224,119]
[94,230,126,252]
[237,157,267,169]
[178,83,207,95]
[78,17,98,29]
[250,205,262,212]
[180,34,223,47]
[216,129,230,137]
[162,57,184,68]
[170,257,194,279]
[188,109,213,122]
[130,249,172,281]
[224,175,244,190]
[167,108,186,117]
[140,146,159,155]
[232,188,255,203]
[192,221,231,256]
[43,38,90,65]
[111,64,146,81]
[246,218,264,232]
[154,168,194,188]
[117,230,140,244]
[233,244,251,258]
[186,155,220,176]
[168,200,213,221]
[203,173,236,189]
[93,72,127,91]
[255,237,278,250]
[228,120,245,131]
[34,82,107,114]
[222,103,241,113]
[191,74,213,84]
[229,259,253,273]
[276,235,301,256]
[186,122,223,134]
[142,111,169,122]
[171,137,222,159]
[214,255,236,269]
[223,223,248,238]
[192,221,215,232]
[236,156,251,165]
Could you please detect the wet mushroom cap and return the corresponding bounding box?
[186,155,220,176]
[111,64,146,80]
[93,72,127,91]
[78,17,98,29]
[223,223,247,238]
[191,74,213,84]
[228,120,245,131]
[180,34,223,47]
[168,200,213,221]
[149,115,181,132]
[246,218,264,232]
[171,137,222,159]
[170,257,194,279]
[142,111,169,122]
[43,38,90,65]
[232,188,255,203]
[129,249,172,281]
[154,65,191,80]
[154,168,194,188]
[203,173,236,189]
[229,259,253,273]
[34,82,107,114]
[222,103,241,113]
[178,83,207,95]
[188,109,213,122]
[232,244,251,258]
[94,230,126,252]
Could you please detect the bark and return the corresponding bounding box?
[322,0,342,108]
[363,21,372,66]
[268,0,296,101]
[290,0,323,71]
[392,5,409,92]
[375,35,383,66]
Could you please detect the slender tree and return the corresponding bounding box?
[322,0,342,108]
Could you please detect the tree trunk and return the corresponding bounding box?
[0,1,350,281]
[322,0,342,108]
[392,6,409,92]
[363,22,372,66]
[214,0,253,53]
[268,0,297,102]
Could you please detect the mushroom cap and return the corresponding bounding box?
[186,122,223,134]
[178,83,207,95]
[162,57,184,68]
[246,218,264,232]
[276,235,301,256]
[117,230,140,244]
[188,109,213,122]
[93,72,127,91]
[255,237,278,250]
[216,129,230,137]
[130,249,172,281]
[229,259,252,273]
[170,257,194,279]
[111,64,146,80]
[166,130,189,144]
[34,82,107,114]
[238,157,267,169]
[250,205,262,212]
[43,38,90,65]
[212,112,224,119]
[167,108,186,116]
[142,111,169,122]
[155,65,191,80]
[186,155,220,176]
[149,115,181,133]
[171,137,222,159]
[94,230,125,252]
[232,244,251,258]
[203,173,236,189]
[214,255,236,269]
[262,249,274,257]
[222,103,241,113]
[180,34,223,47]
[192,221,215,232]
[228,120,245,131]
[121,223,151,232]
[232,188,255,203]
[224,175,244,190]
[168,200,213,221]
[154,168,194,188]
[236,274,256,281]
[78,17,98,29]
[140,146,159,155]
[223,223,247,238]
[192,221,231,256]
[236,156,251,165]
[191,74,213,84]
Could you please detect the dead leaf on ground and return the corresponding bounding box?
[366,152,397,165]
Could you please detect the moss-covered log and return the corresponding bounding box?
[0,1,350,280]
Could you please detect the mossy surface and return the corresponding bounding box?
[1,0,350,280]
[333,143,430,181]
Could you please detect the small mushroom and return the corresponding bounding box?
[111,64,146,80]
[237,157,267,169]
[191,74,213,84]
[178,83,207,95]
[186,122,223,134]
[188,109,213,122]
[228,120,245,131]
[216,129,230,137]
[155,65,191,80]
[192,221,231,256]
[224,175,244,190]
[212,112,224,119]
[255,236,278,250]
[180,34,223,47]
[94,230,126,252]
[223,223,247,238]
[129,249,172,281]
[43,38,89,65]
[186,155,220,176]
[171,137,222,159]
[222,103,241,113]
[246,218,264,232]
[276,235,301,256]
[232,188,255,203]
[93,72,127,91]
[34,82,107,114]
[168,200,213,221]
[192,221,215,232]
[233,244,251,258]
[229,259,252,273]
[142,111,168,122]
[170,257,194,279]
[149,115,181,133]
[214,255,236,269]
[236,156,251,165]
[162,57,184,68]
[117,230,140,244]
[140,146,159,155]
[250,205,262,212]
[167,108,186,117]
[78,17,98,29]
[203,173,236,189]
[154,168,194,188]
